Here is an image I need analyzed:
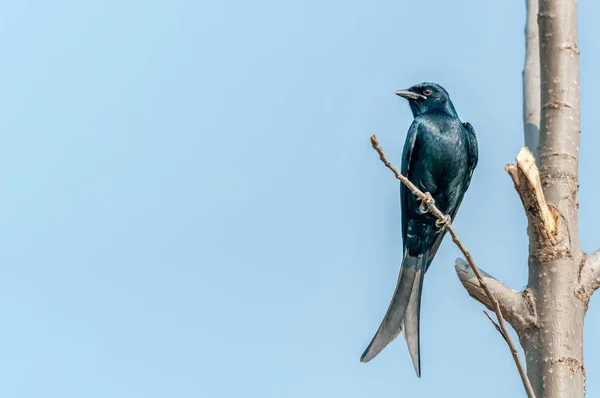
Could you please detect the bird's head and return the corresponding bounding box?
[395,82,457,117]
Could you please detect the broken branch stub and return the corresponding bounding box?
[505,147,558,242]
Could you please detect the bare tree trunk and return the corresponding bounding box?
[456,0,600,396]
[523,0,584,396]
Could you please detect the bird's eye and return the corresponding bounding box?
[423,89,432,96]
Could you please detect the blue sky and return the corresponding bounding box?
[1,0,600,397]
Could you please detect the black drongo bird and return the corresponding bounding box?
[361,82,478,376]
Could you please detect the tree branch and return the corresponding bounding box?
[455,258,537,336]
[577,250,600,304]
[484,310,507,342]
[523,0,541,159]
[370,135,536,398]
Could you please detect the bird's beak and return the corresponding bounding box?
[395,90,426,100]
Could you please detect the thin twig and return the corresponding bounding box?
[484,310,507,342]
[370,134,536,398]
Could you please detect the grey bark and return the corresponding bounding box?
[579,250,600,302]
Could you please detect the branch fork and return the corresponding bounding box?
[455,259,537,340]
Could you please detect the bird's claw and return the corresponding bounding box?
[418,192,435,214]
[435,215,452,231]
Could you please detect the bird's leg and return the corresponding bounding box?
[418,192,435,214]
[435,214,452,231]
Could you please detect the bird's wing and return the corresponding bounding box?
[400,120,421,248]
[462,122,479,193]
[424,122,478,270]
[400,123,479,375]
[398,121,428,376]
[397,121,429,376]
